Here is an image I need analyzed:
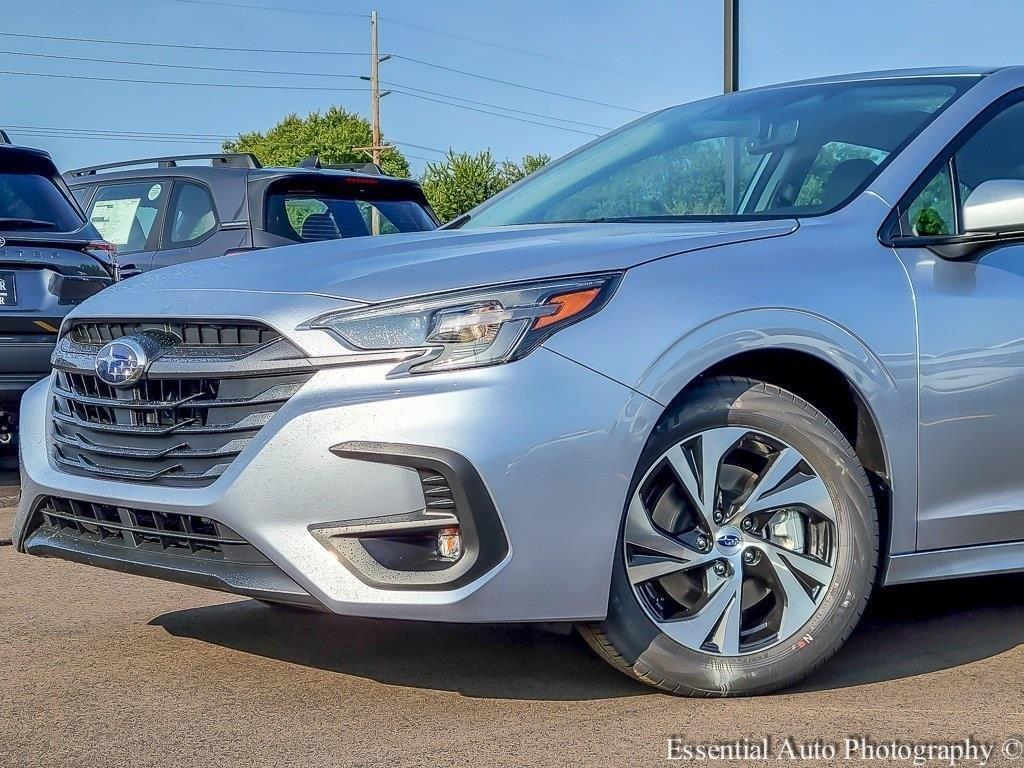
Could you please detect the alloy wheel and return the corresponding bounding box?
[624,426,838,656]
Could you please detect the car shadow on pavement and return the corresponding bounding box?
[151,601,647,701]
[796,571,1024,692]
[152,571,1024,700]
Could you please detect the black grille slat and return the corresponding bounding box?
[33,496,267,564]
[69,320,281,348]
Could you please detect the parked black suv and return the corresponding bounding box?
[66,153,438,275]
[0,143,116,444]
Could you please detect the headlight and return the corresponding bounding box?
[310,273,621,374]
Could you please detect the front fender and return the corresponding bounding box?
[555,306,918,559]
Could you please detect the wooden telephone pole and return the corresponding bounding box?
[360,10,392,165]
[357,10,392,233]
[369,10,383,166]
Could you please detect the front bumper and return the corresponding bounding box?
[15,348,660,622]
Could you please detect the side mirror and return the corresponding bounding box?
[963,179,1024,233]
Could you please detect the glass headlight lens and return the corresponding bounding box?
[311,273,621,374]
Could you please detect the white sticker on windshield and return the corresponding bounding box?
[147,184,162,201]
[90,198,141,246]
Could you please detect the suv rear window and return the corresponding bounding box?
[0,173,84,232]
[265,189,435,243]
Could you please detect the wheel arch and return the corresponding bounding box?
[633,308,915,563]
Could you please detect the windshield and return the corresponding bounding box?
[265,190,435,242]
[0,172,84,232]
[464,77,979,227]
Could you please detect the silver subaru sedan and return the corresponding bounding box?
[15,67,1024,696]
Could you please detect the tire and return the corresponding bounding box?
[579,376,878,696]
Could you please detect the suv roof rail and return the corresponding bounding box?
[66,152,262,177]
[0,129,11,145]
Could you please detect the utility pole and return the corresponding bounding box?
[369,10,382,167]
[360,10,392,165]
[357,10,392,233]
[724,0,739,93]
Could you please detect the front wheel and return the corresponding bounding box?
[580,377,878,696]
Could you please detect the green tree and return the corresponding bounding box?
[223,106,410,178]
[421,150,550,222]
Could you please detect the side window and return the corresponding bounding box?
[955,100,1024,213]
[88,181,168,253]
[71,186,90,208]
[900,99,1024,238]
[168,182,217,244]
[902,165,956,236]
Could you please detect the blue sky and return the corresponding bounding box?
[3,0,1022,174]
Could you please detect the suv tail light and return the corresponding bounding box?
[84,240,116,258]
[84,240,119,279]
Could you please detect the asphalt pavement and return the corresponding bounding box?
[3,471,1023,767]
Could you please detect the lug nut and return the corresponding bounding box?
[713,512,724,524]
[741,518,753,531]
[743,548,760,566]
[695,535,710,552]
[713,560,729,577]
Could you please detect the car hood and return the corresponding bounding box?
[81,220,797,311]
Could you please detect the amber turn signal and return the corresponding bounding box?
[532,287,602,330]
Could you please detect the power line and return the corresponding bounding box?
[0,49,364,80]
[391,140,446,155]
[6,123,446,155]
[3,123,229,140]
[0,50,610,131]
[390,89,600,137]
[390,55,644,113]
[11,131,220,145]
[167,0,681,85]
[381,81,613,131]
[380,15,684,87]
[0,31,366,56]
[0,69,600,135]
[170,0,365,17]
[0,69,369,93]
[6,125,449,163]
[0,30,644,113]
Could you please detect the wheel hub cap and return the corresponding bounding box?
[623,427,839,657]
[715,527,744,555]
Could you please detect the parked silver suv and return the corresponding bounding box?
[15,67,1024,695]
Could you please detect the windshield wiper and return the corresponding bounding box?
[443,212,471,229]
[0,217,58,231]
[585,215,695,223]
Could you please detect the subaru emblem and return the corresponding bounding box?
[95,338,149,388]
[715,528,744,554]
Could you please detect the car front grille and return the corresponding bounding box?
[69,320,281,348]
[32,496,268,564]
[50,319,313,488]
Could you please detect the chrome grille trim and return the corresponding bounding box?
[50,319,313,488]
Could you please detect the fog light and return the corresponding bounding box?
[436,526,463,560]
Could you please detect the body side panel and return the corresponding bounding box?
[545,194,921,558]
